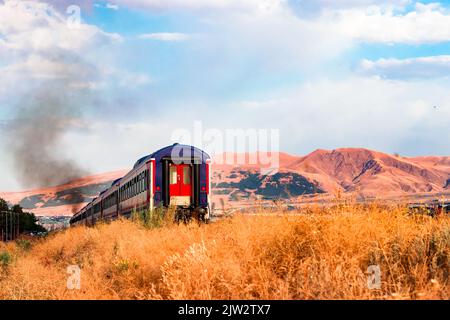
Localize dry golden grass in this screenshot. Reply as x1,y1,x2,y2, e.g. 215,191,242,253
0,203,449,300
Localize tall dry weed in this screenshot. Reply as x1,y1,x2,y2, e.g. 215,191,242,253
0,204,448,300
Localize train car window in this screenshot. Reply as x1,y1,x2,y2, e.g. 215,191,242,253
136,176,139,194
144,171,148,189
135,177,138,195
144,170,147,190
183,166,191,184
137,176,140,193
170,166,177,184
143,172,146,190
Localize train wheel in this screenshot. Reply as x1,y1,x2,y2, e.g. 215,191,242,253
175,208,191,224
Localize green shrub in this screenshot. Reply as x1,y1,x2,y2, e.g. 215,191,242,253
0,252,11,268
131,207,173,229
16,239,32,251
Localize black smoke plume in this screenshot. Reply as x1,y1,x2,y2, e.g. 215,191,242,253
8,83,89,189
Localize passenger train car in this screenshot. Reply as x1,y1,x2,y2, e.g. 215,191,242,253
70,144,211,226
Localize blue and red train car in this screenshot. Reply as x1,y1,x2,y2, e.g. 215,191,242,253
70,144,211,226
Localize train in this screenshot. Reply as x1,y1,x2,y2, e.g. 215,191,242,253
70,144,211,226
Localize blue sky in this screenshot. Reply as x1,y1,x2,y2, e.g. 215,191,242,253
1,0,450,190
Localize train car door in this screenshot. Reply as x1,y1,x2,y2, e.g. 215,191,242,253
169,164,192,206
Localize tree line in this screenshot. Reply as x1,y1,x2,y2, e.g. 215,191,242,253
0,197,46,241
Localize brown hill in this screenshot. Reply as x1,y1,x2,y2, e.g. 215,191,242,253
0,170,128,216
288,148,449,196
1,148,449,216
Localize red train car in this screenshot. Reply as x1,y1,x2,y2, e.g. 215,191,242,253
70,144,211,226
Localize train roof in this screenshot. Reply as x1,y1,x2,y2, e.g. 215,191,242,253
111,178,121,186
132,143,210,169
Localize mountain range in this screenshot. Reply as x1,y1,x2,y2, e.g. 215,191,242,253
1,148,449,216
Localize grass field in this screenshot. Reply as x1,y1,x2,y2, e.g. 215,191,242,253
0,203,449,300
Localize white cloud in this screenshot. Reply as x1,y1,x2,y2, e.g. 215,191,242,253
0,0,123,93
300,0,410,8
94,2,120,10
106,3,119,10
138,32,190,41
0,1,121,52
120,1,450,83
359,55,450,79
187,5,353,73
329,2,450,44
62,120,177,175
114,0,410,13
113,0,284,12
1,54,95,79
288,0,410,16
118,1,450,45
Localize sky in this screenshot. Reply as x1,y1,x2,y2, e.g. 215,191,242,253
0,0,450,190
